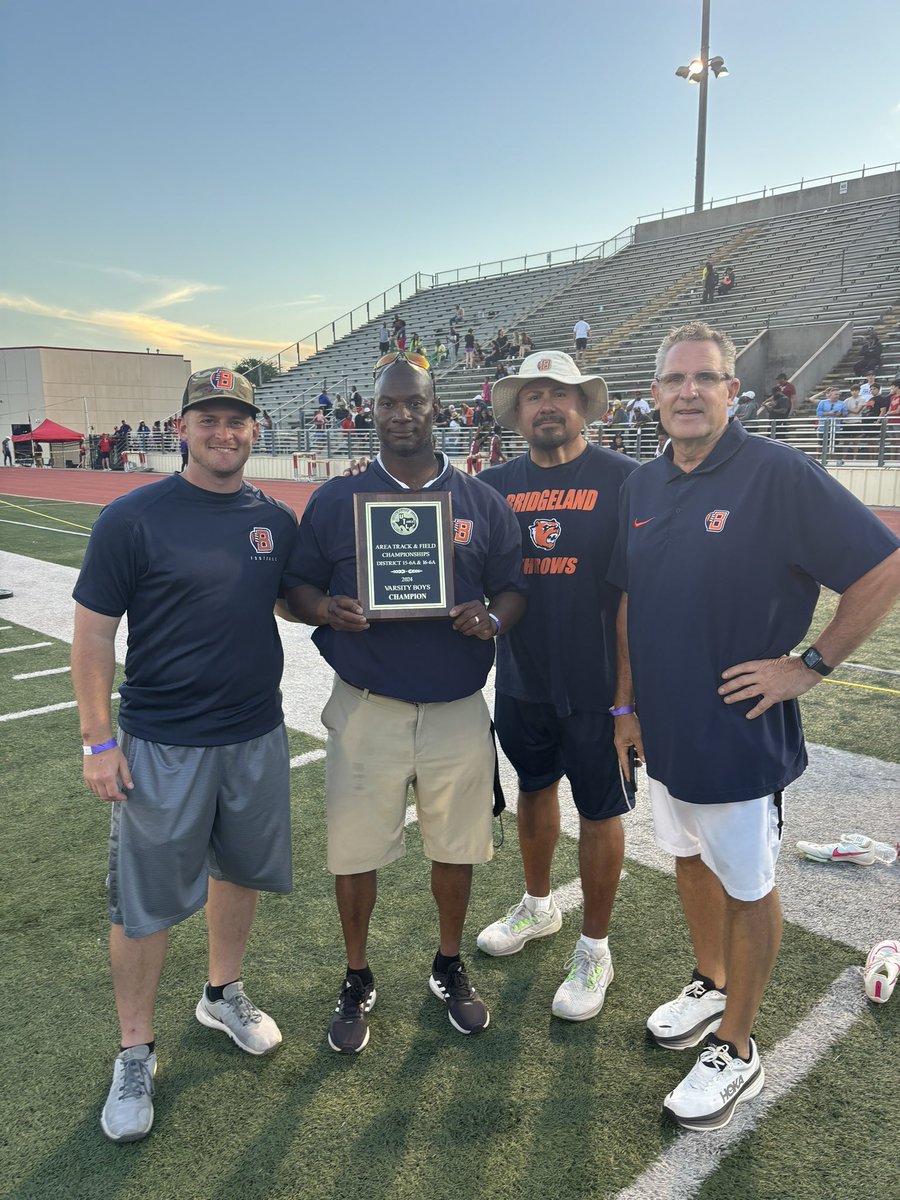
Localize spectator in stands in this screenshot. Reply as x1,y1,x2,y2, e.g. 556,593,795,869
448,409,462,454
718,266,736,296
152,420,162,449
99,433,112,471
609,398,628,427
773,373,796,407
448,329,460,366
610,432,629,455
734,390,759,426
519,332,533,358
701,260,717,304
355,406,374,431
489,424,505,465
813,387,847,443
260,410,274,453
450,304,465,329
859,372,878,401
432,338,447,366
118,420,132,450
347,386,362,411
573,318,591,364
137,421,150,451
379,324,390,355
887,382,900,423
317,388,332,415
464,329,476,369
2,437,12,467
628,391,651,426
865,382,889,418
340,412,355,449
410,333,424,356
179,434,188,471
854,329,883,376
466,434,484,475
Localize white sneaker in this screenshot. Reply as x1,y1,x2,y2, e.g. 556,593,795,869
647,972,726,1049
841,832,898,865
796,836,875,865
100,1045,157,1143
864,939,900,1003
476,894,562,957
551,942,614,1021
195,982,282,1055
663,1036,765,1131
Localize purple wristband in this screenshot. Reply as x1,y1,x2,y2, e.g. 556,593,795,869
82,738,118,757
609,705,636,717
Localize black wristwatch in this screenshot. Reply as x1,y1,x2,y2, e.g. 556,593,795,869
800,645,833,676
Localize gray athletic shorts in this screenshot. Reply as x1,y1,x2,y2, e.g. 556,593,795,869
108,724,292,938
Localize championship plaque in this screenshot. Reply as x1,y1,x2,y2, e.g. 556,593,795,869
354,492,455,620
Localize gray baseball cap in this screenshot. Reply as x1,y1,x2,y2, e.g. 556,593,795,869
181,367,259,416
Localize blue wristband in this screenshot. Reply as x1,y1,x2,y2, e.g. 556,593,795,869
609,705,635,717
82,738,118,756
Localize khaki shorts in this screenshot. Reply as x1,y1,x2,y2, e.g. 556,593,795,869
322,675,496,874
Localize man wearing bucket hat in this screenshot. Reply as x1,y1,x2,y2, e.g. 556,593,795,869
476,350,638,1021
72,366,305,1143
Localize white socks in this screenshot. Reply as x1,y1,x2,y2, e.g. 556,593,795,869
524,891,554,914
578,933,609,955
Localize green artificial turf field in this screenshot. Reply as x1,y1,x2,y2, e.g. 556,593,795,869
1,496,898,1199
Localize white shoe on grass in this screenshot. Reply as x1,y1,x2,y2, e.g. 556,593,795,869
551,942,614,1021
100,1045,157,1143
476,894,562,957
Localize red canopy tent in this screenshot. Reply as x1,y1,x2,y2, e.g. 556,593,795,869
11,419,83,442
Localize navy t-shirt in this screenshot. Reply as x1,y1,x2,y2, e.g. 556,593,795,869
292,455,526,702
73,475,300,746
481,443,637,715
608,420,899,804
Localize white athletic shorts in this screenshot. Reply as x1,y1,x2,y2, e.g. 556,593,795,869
647,776,783,901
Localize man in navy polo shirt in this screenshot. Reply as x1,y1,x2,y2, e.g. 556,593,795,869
285,351,526,1054
609,321,900,1132
475,350,638,1023
72,367,302,1143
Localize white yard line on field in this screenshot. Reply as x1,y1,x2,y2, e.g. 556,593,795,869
14,665,72,680
0,692,119,722
0,641,51,654
290,749,326,770
0,519,89,537
613,967,868,1200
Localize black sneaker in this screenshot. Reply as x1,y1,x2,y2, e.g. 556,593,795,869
327,973,376,1054
429,959,490,1034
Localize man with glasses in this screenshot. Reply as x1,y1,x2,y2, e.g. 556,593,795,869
475,351,637,1022
609,321,900,1132
285,349,526,1053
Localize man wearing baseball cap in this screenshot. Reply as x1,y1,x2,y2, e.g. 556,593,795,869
72,366,304,1143
476,350,638,1022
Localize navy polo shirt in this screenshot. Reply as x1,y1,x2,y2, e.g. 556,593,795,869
292,455,526,702
608,420,899,804
481,443,637,715
73,475,300,746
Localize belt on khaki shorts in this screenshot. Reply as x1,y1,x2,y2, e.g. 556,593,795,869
340,677,414,704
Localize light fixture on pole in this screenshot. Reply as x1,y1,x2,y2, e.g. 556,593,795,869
675,0,729,213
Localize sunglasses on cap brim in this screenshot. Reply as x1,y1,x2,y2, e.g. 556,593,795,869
373,350,432,378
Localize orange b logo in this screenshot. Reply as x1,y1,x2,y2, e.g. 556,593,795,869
537,358,552,371
454,519,473,544
704,510,730,533
210,368,235,392
249,526,274,553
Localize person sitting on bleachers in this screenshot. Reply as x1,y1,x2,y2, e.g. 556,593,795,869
759,386,792,420
518,332,533,358
854,329,883,376
734,390,759,425
410,332,425,356
718,266,736,296
317,387,332,415
859,372,879,400
466,434,484,475
432,338,447,366
449,304,465,329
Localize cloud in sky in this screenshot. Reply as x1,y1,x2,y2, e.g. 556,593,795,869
53,260,222,311
0,293,285,360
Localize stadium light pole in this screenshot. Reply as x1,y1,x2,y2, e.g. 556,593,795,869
676,0,728,214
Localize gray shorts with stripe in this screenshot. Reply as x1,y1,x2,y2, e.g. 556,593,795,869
109,724,292,938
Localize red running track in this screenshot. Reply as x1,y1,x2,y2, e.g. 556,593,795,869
0,466,320,518
0,466,898,534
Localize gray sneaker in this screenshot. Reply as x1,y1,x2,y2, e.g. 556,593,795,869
195,981,282,1055
100,1045,157,1143
476,894,563,957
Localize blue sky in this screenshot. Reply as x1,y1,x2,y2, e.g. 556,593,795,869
2,0,898,369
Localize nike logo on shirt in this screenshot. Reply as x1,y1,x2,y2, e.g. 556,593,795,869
633,518,656,528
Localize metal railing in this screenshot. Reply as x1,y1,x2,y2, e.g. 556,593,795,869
242,227,635,384
636,161,900,224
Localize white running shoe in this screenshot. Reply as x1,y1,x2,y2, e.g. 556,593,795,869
100,1045,157,1143
476,894,562,957
664,1035,765,1131
795,837,875,865
864,940,900,1003
551,942,614,1021
840,832,898,865
195,982,282,1055
647,972,726,1049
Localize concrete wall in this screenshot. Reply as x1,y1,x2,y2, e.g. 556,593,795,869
0,347,192,440
634,171,900,244
734,321,852,404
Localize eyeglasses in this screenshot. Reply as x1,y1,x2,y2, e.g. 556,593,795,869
654,371,732,392
373,350,432,376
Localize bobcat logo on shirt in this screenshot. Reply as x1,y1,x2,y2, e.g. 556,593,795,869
454,518,473,545
249,526,274,553
529,517,562,550
704,510,730,534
